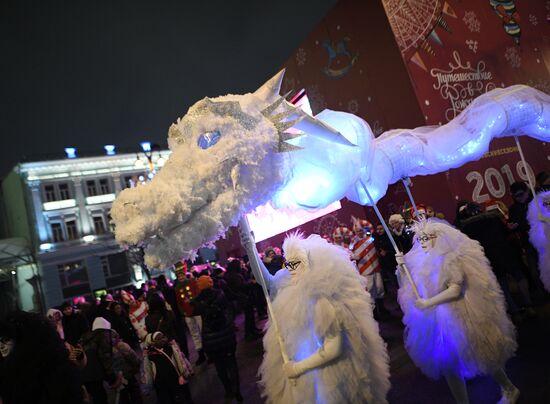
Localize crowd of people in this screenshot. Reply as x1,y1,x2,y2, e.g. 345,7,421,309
0,257,267,404
1,176,549,403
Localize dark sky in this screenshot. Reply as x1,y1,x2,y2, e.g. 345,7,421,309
0,0,337,176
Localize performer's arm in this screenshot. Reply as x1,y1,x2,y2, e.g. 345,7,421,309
394,251,406,288
238,218,274,293
539,212,550,225
283,332,343,379
415,283,462,309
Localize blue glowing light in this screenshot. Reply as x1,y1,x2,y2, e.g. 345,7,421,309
140,141,152,152
64,147,77,159
197,131,222,149
104,145,116,155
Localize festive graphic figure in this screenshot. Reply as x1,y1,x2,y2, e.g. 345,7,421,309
528,190,550,291
489,0,521,44
240,231,390,403
349,217,387,317
173,261,206,364
321,37,358,79
397,220,519,404
111,69,550,275
120,289,148,339
332,225,353,248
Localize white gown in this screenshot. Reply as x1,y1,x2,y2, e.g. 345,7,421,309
528,190,550,292
259,235,390,403
398,223,517,380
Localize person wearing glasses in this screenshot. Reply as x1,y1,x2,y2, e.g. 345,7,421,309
240,230,390,404
396,220,519,404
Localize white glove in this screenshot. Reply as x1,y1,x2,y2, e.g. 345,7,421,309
414,299,431,310
395,252,405,266
282,332,343,379
283,361,301,379
238,225,255,249
414,283,462,310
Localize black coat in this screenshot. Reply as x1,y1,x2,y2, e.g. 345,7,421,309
192,288,236,355
460,212,524,277
62,311,89,346
374,232,397,270
79,328,117,384
145,310,178,341
509,199,533,247
110,313,140,349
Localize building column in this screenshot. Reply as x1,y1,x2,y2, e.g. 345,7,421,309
73,178,92,235
28,181,49,242
111,173,122,194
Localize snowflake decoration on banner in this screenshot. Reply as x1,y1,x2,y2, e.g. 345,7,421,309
527,78,550,94
306,84,327,114
463,11,481,33
296,48,307,66
312,213,341,237
465,39,478,53
529,14,538,26
504,46,521,68
347,99,359,114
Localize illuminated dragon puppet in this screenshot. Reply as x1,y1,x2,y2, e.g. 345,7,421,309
111,70,550,269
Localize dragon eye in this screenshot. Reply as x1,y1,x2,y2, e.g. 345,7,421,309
197,131,221,149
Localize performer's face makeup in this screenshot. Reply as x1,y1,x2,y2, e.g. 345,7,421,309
0,337,14,358
417,233,436,251
284,260,303,277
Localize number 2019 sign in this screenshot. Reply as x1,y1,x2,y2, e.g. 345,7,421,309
466,161,535,203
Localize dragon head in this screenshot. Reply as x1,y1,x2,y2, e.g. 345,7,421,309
111,70,362,268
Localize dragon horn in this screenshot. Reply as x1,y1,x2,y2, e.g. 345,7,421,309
254,69,286,103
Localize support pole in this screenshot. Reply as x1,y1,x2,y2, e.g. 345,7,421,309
238,216,290,364
514,136,541,217
360,182,421,299
402,177,421,219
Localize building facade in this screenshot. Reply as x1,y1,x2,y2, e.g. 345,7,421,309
1,150,170,310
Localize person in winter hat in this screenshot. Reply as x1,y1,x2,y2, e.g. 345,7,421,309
192,275,243,402
350,217,388,319
80,317,123,404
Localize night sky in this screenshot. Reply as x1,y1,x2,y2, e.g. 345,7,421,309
0,0,337,176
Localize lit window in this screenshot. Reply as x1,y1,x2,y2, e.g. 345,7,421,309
57,261,90,298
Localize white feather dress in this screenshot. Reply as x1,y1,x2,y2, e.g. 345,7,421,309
528,190,550,292
398,222,516,380
259,235,390,403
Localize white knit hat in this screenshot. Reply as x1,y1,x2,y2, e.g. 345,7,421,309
388,214,405,225
92,317,111,331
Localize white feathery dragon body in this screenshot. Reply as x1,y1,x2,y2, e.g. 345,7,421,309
111,70,550,268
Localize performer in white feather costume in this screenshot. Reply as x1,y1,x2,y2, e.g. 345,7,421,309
397,220,519,404
527,190,550,292
241,231,390,404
